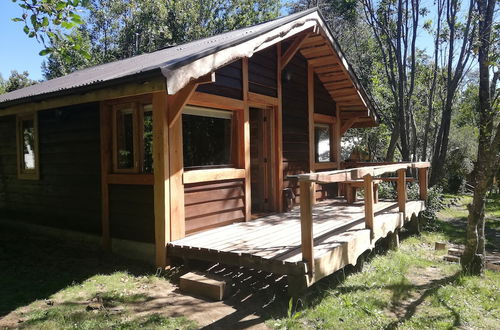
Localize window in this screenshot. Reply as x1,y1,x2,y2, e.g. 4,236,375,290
315,123,331,163
182,106,234,169
17,113,39,180
112,103,153,173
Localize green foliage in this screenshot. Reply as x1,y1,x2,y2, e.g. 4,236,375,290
41,0,281,79
12,0,90,59
2,70,37,93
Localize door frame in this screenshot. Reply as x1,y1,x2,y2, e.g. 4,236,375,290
248,102,278,213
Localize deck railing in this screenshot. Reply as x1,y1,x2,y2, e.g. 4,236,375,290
296,161,430,275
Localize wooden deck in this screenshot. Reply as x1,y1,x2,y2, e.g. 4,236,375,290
168,198,425,290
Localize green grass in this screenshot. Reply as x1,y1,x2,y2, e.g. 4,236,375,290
270,194,500,329
0,227,196,329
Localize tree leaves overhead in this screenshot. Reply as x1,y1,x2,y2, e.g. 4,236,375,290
40,0,280,79
12,0,90,58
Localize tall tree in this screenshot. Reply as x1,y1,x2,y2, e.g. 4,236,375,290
429,0,476,185
361,0,422,161
461,0,499,274
3,70,37,92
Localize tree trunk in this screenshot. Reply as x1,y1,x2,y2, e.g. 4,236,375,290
386,128,399,162
461,0,497,275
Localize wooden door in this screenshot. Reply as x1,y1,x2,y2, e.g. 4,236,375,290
250,107,272,215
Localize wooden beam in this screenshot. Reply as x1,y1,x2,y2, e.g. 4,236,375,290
242,57,252,221
308,63,315,172
152,91,170,268
1,77,166,117
281,32,311,70
169,93,185,241
168,73,215,126
183,168,246,184
276,44,284,212
418,167,428,201
397,169,406,215
188,91,244,111
313,113,336,124
107,174,154,185
248,92,278,106
363,174,374,231
299,180,315,275
99,103,112,251
340,117,359,135
335,105,341,169
307,63,316,204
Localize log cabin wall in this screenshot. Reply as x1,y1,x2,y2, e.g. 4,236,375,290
109,184,155,243
282,52,338,202
249,45,278,97
0,104,101,234
282,52,309,202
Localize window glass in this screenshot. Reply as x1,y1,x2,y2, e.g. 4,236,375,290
182,106,233,168
116,108,135,169
21,119,36,171
143,105,153,173
315,123,331,162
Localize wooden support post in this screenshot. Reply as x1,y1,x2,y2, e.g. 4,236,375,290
397,169,406,215
152,91,170,268
335,105,342,196
276,43,284,212
242,57,252,220
418,167,428,201
388,230,400,250
99,103,111,251
168,102,185,241
363,174,374,231
299,180,315,275
307,63,316,204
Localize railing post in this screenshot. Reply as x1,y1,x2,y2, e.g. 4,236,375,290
418,167,428,201
397,169,407,215
363,174,374,231
299,180,315,275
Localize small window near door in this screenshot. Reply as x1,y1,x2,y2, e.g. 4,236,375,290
17,113,39,180
182,106,233,169
315,123,331,162
112,103,153,173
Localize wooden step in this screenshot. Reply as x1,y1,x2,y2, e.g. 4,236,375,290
448,248,463,257
179,271,231,301
443,255,460,263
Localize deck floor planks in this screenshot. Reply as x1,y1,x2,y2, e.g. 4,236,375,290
168,199,425,279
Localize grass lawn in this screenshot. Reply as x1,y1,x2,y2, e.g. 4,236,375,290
270,194,500,329
1,194,499,329
0,227,197,329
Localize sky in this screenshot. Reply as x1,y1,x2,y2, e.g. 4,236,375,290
0,1,438,83
0,1,46,81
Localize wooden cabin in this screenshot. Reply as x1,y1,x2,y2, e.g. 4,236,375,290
0,9,429,293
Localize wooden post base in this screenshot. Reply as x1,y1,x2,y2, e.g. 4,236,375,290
388,230,400,250
287,274,309,299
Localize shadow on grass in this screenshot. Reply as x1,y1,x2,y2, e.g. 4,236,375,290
0,225,153,317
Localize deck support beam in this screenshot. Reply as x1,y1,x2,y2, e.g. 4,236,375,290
299,180,315,275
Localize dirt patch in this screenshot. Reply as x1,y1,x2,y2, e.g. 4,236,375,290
386,265,449,320
0,263,287,329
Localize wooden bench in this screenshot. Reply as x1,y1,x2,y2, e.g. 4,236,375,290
344,179,382,204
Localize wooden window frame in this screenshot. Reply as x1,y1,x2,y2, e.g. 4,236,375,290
111,101,153,174
181,101,245,184
16,112,40,180
313,115,337,170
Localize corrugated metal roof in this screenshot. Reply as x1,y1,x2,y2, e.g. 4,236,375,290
0,8,317,106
